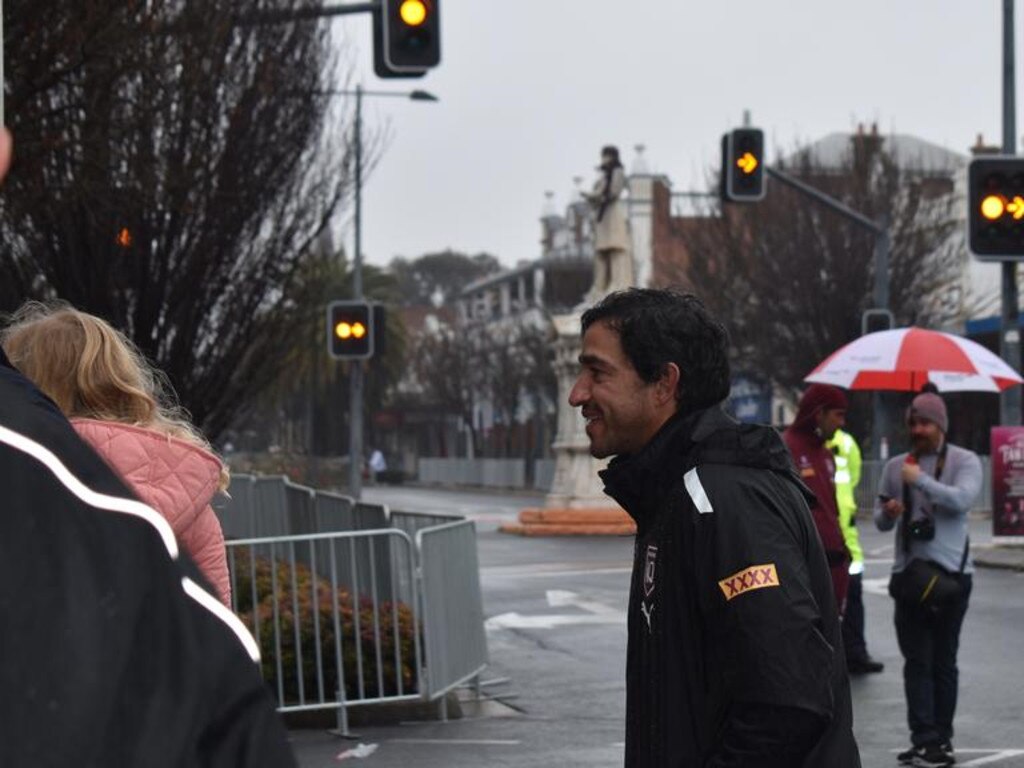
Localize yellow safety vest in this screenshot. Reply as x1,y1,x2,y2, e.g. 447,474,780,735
825,429,864,568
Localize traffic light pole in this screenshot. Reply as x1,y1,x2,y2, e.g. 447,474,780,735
765,165,892,459
349,84,365,499
1001,0,1022,426
320,86,434,499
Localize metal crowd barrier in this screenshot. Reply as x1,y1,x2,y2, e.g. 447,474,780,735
225,529,421,735
417,520,489,711
217,474,488,733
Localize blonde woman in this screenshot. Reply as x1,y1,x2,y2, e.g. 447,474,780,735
2,302,232,606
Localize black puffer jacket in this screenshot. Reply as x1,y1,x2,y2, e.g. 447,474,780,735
601,405,860,768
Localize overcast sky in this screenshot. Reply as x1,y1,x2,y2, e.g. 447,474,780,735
331,1,1010,269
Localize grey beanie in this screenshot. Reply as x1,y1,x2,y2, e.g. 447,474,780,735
907,392,948,433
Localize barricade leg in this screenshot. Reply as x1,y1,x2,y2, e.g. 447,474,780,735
332,688,357,739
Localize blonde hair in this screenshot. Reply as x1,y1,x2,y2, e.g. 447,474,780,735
2,301,229,491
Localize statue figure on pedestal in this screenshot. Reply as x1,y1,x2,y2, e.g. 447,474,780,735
581,145,634,305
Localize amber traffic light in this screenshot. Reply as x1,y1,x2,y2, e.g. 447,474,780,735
722,128,766,203
327,301,374,360
374,0,441,78
969,157,1024,260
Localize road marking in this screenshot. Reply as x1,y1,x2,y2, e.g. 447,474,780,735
482,564,632,580
959,750,1024,766
546,589,621,615
486,612,625,629
889,749,1024,766
862,576,891,597
486,589,625,630
389,739,521,746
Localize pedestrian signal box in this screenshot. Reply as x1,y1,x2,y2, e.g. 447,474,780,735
328,301,374,360
374,0,441,78
722,128,766,203
969,156,1024,260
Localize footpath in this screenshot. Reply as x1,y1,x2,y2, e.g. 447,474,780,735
973,542,1024,571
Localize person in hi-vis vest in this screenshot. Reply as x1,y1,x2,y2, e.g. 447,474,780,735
827,429,884,675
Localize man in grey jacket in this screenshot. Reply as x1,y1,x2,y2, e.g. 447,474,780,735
874,392,982,768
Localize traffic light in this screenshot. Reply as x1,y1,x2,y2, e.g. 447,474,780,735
373,0,441,78
327,301,374,360
721,128,766,203
968,156,1024,260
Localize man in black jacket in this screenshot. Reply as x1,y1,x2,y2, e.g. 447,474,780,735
569,289,860,767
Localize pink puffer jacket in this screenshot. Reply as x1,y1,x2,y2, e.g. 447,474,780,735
72,418,231,607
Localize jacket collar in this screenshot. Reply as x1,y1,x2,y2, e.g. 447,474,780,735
600,404,805,527
599,406,726,523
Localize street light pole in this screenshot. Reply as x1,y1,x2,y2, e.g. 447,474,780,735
348,84,365,498
342,85,437,499
1001,0,1022,426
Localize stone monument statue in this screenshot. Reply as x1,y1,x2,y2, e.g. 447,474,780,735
581,145,634,305
501,146,639,535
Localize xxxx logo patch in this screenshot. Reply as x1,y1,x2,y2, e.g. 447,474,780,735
717,563,780,601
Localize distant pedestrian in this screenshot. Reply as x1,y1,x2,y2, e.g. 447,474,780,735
2,302,232,606
569,288,860,767
875,391,981,767
783,384,851,613
826,428,884,675
368,448,387,484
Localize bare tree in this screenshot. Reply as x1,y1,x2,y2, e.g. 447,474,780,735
483,318,556,457
0,0,377,438
410,324,484,457
665,134,961,392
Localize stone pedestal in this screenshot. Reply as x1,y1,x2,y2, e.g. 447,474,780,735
501,312,635,536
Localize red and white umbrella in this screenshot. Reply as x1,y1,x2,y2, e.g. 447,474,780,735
805,327,1024,393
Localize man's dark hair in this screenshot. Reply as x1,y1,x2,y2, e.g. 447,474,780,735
581,288,731,413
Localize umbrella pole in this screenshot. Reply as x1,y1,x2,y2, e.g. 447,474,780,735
872,394,887,462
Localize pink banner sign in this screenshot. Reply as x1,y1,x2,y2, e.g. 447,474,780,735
991,426,1024,538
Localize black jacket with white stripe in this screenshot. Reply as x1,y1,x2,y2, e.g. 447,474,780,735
600,405,860,768
0,349,295,767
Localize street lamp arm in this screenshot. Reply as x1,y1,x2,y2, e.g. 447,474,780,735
310,89,439,101
235,2,380,26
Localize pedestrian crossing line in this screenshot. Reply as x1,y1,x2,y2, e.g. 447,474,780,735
954,749,1024,767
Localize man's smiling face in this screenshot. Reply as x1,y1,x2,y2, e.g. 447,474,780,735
568,320,672,459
